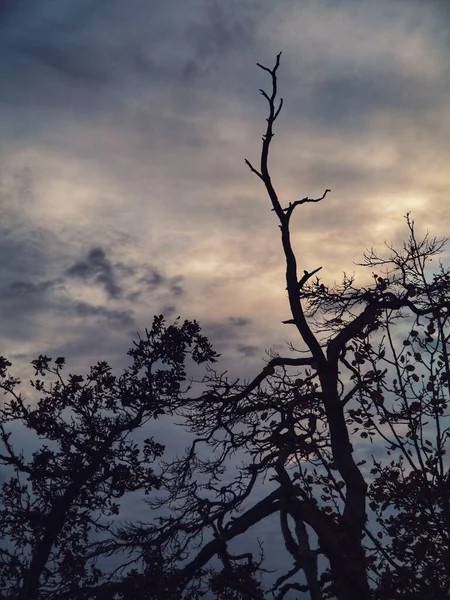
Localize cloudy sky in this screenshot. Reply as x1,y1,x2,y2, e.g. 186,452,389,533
1,0,450,590
1,0,450,378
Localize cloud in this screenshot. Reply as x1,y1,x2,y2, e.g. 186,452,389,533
1,2,449,590
74,301,134,327
20,41,108,84
309,67,436,128
8,278,60,299
169,276,185,297
67,247,122,299
138,269,184,297
0,224,189,367
160,304,177,318
237,344,259,357
181,0,258,80
2,2,448,372
228,317,251,327
139,269,165,289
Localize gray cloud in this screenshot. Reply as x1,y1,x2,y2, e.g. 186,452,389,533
137,270,185,300
0,221,187,362
74,301,134,327
139,269,165,289
200,319,264,369
181,0,258,80
9,278,59,296
67,247,122,299
237,343,259,357
169,276,185,297
160,304,177,318
228,317,251,327
309,67,439,128
20,41,109,84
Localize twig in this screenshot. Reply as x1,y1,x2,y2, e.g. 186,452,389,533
282,189,331,218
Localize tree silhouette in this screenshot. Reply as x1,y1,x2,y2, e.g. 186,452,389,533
0,316,218,599
102,55,450,600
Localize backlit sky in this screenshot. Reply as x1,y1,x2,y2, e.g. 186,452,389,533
1,0,450,588
1,0,450,376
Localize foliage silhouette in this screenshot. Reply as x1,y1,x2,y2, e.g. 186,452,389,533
0,316,217,599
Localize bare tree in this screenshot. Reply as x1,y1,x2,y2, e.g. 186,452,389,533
101,55,450,600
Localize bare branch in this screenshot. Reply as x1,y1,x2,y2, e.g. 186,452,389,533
179,488,282,590
283,189,331,218
244,158,263,180
298,267,323,289
256,51,282,74
274,98,284,120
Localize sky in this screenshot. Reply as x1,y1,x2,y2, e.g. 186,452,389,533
1,0,450,590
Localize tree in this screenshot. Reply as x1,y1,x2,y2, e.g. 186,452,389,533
2,55,450,600
0,316,218,600
98,55,450,600
359,229,450,599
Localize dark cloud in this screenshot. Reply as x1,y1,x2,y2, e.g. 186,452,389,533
305,67,443,128
45,0,110,35
0,3,121,112
137,270,185,298
237,344,259,357
0,289,135,350
0,0,263,124
0,221,53,284
139,269,165,290
19,41,108,83
160,304,177,318
0,0,112,46
228,317,251,327
9,279,58,296
74,301,134,327
0,223,63,344
201,319,260,363
202,321,240,351
67,247,122,299
182,0,256,80
169,276,185,297
0,226,186,355
299,158,375,192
